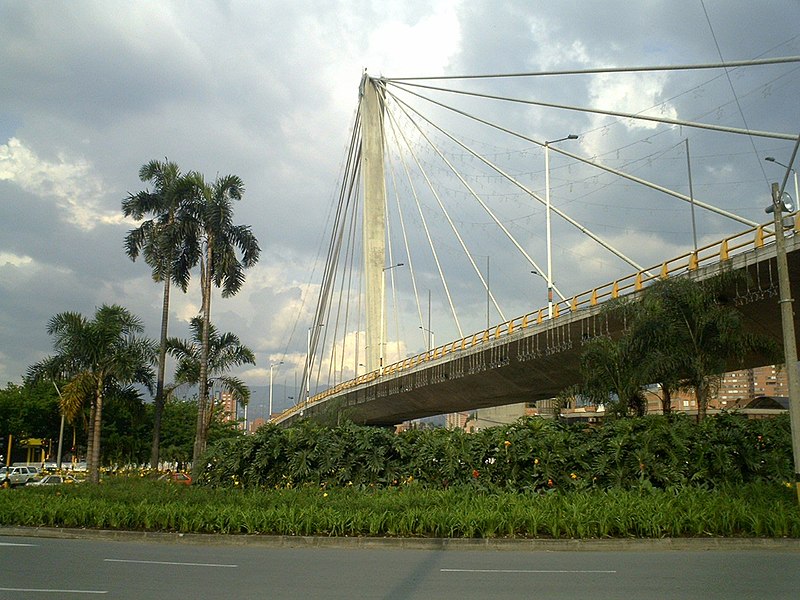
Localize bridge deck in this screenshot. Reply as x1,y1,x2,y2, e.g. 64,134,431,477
277,223,800,427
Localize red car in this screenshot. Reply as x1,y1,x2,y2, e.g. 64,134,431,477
157,472,192,485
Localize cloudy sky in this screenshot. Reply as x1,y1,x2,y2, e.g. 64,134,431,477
1,1,798,415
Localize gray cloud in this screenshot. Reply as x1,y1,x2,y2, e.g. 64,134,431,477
1,0,798,406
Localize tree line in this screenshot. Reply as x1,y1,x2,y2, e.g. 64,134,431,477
0,381,241,467
19,159,260,483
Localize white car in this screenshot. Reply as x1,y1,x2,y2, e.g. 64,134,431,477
26,474,77,486
1,466,38,487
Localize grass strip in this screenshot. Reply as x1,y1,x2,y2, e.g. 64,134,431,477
1,479,798,538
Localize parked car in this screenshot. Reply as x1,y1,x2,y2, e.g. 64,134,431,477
26,474,77,486
1,466,38,487
70,462,88,472
13,463,40,476
157,472,192,485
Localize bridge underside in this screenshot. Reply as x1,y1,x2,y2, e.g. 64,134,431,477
284,237,800,427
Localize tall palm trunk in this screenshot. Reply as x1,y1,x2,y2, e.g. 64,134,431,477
192,250,213,467
89,379,104,484
695,379,710,422
661,383,672,414
85,400,96,476
150,275,170,468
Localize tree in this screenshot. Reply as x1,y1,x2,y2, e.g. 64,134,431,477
167,316,256,458
100,386,151,467
0,381,61,443
176,173,260,464
122,159,194,469
156,395,244,467
26,305,156,483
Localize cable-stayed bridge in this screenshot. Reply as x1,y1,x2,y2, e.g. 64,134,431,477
275,61,800,427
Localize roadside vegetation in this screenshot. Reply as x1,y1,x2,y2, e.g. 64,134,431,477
579,273,779,419
2,159,260,484
2,414,797,539
0,382,243,469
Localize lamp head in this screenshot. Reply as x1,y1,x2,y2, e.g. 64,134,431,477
766,190,795,214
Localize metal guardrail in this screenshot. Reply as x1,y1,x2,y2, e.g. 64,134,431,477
276,216,798,422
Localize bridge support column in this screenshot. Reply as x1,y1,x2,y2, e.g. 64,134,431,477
360,73,386,372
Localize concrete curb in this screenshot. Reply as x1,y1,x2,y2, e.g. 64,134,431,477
2,526,799,552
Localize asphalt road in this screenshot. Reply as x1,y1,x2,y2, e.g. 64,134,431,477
1,533,799,599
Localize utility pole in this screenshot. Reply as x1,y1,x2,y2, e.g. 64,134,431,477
768,182,800,504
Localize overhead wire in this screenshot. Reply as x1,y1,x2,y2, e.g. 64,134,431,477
303,109,363,401
386,130,427,349
384,86,650,277
383,84,507,320
383,96,464,337
383,166,404,364
385,81,760,228
386,56,800,81
700,0,773,186
389,79,798,141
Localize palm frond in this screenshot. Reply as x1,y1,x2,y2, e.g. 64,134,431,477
61,371,96,422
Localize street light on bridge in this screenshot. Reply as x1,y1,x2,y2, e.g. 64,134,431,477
419,326,435,353
531,269,547,312
545,134,579,319
268,361,283,422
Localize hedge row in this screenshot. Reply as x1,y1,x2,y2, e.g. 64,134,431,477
198,413,793,491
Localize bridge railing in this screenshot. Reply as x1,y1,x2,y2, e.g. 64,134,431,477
276,216,796,422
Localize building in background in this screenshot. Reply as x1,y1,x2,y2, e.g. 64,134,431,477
249,417,266,434
447,364,789,431
219,391,237,423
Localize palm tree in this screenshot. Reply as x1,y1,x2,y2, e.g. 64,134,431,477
580,334,648,417
177,173,260,463
635,275,779,420
167,317,256,439
122,159,194,469
605,296,683,415
26,305,155,483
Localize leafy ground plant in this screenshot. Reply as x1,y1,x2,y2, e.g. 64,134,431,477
1,478,798,538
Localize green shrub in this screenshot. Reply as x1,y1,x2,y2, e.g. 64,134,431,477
195,413,793,492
